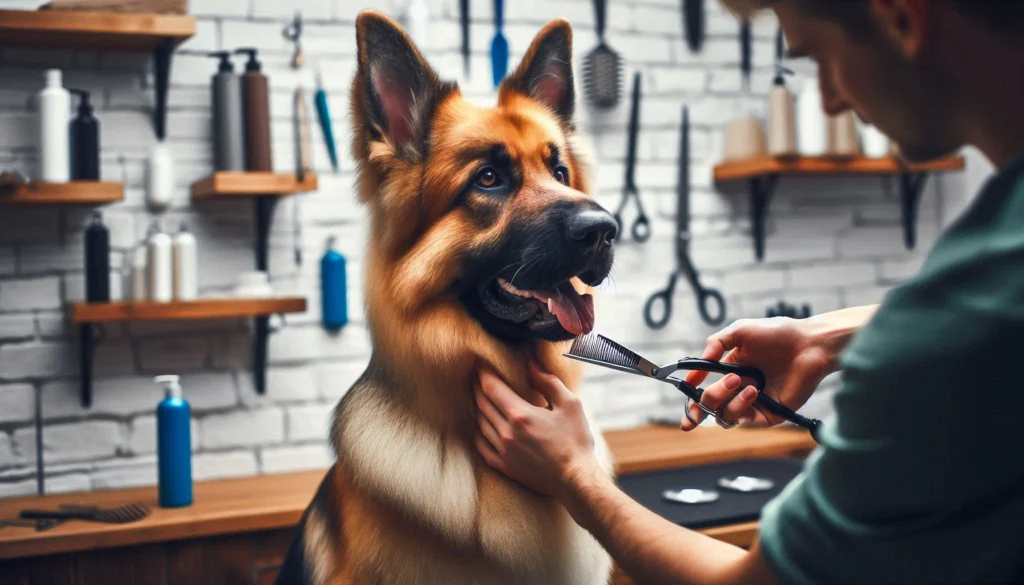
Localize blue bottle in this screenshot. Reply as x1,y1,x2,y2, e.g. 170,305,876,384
154,375,192,508
321,237,348,330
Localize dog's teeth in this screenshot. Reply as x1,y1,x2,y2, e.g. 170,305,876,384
547,298,553,313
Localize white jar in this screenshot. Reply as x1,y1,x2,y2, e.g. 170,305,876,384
147,223,173,303
129,244,148,302
862,124,891,158
147,141,174,210
797,79,827,156
172,224,197,301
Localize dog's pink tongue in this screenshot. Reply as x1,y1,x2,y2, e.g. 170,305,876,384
545,285,595,337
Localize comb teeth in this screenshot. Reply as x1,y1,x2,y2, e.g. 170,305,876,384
568,333,641,370
96,503,150,524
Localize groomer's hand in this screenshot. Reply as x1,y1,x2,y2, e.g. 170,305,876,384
681,308,874,430
474,363,599,500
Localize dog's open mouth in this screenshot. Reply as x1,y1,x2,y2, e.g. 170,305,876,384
479,277,595,337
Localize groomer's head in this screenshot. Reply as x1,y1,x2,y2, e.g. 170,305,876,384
721,0,1024,162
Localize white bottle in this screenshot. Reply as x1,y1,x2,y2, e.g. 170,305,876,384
38,69,71,183
147,141,174,210
130,243,149,302
172,224,198,301
147,222,173,303
767,72,797,157
862,124,891,158
797,79,827,156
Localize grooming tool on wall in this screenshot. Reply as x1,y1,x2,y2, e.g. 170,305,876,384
283,12,304,69
683,0,705,53
739,19,752,89
582,0,622,110
662,488,719,504
321,236,349,330
766,301,811,319
490,0,509,88
460,0,470,77
315,67,339,174
718,476,774,493
565,333,824,442
645,106,725,328
21,502,150,524
612,72,650,242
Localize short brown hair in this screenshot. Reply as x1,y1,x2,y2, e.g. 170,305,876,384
719,0,1024,34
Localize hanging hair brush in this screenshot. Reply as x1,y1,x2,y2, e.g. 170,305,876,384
582,0,623,109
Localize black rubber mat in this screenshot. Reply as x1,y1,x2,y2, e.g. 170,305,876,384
616,458,804,529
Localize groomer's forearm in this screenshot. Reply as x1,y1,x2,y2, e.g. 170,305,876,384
561,465,774,585
806,304,879,370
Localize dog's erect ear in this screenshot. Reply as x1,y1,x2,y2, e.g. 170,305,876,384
501,19,575,124
353,11,455,159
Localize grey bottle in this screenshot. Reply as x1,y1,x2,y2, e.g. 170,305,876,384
207,51,246,171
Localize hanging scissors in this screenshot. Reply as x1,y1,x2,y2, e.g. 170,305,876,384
613,72,651,243
645,106,725,328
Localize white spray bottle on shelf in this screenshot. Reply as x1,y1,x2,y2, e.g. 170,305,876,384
37,69,71,183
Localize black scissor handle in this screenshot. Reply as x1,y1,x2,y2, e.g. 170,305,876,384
632,214,651,242
696,286,726,326
644,274,677,329
674,358,767,391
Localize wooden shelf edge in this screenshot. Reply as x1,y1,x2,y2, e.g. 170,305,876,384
0,9,195,49
190,172,318,200
714,155,966,183
71,297,308,324
0,181,124,205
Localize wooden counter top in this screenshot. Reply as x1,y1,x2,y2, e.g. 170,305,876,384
0,425,815,561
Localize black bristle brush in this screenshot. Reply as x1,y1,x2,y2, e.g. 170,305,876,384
582,0,623,109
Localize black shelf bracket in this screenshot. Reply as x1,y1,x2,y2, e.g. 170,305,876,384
749,174,779,261
900,172,929,250
253,195,279,395
152,38,175,140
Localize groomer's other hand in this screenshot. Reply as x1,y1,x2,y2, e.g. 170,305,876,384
474,363,599,500
682,315,845,430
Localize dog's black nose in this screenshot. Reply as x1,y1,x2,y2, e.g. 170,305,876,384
568,209,618,251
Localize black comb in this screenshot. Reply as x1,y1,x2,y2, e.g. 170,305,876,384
566,333,656,377
21,502,150,524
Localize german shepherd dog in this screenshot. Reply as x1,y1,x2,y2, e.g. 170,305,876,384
276,11,618,585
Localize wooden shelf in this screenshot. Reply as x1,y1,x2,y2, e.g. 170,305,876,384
0,9,195,52
0,181,124,205
191,172,319,200
714,155,965,183
71,298,307,324
0,425,813,561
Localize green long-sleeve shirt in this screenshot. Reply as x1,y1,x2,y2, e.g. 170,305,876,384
760,154,1024,584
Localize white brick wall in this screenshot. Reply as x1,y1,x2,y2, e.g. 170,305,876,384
0,0,985,496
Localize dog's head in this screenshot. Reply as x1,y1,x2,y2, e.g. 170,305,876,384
351,12,616,344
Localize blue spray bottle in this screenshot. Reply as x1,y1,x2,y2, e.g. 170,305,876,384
154,375,193,508
321,237,348,330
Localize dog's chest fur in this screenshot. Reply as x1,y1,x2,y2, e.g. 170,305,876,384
332,373,613,585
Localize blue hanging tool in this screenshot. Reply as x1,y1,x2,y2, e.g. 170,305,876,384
490,0,509,88
314,68,339,173
321,237,348,330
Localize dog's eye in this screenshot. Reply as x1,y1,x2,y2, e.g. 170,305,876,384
554,166,570,186
475,167,501,189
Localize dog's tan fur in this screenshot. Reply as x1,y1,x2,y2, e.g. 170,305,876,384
283,12,614,585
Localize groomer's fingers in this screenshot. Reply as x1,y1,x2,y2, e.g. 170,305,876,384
477,414,504,456
528,362,575,408
475,381,508,428
478,366,529,420
699,373,743,414
685,324,743,387
475,434,506,472
680,399,706,431
718,385,758,425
